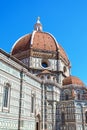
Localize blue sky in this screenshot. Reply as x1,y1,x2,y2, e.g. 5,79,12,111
0,0,87,85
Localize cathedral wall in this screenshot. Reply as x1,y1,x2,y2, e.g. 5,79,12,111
0,62,20,130
75,102,87,130
0,51,42,130
20,74,41,130
58,59,69,77
29,56,57,71
29,57,70,78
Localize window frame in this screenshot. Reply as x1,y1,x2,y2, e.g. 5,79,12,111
85,111,87,123
3,83,11,112
61,112,65,124
65,94,69,100
31,94,35,113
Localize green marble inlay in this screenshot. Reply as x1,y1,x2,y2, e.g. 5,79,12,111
0,61,20,78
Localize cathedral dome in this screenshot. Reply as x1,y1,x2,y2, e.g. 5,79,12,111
12,34,32,55
11,18,69,64
12,32,57,55
63,76,84,86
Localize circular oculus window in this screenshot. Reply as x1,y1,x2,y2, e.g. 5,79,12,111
42,62,48,68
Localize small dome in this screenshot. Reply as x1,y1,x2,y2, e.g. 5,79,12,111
63,76,84,86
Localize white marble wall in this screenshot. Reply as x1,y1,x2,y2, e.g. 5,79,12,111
0,52,42,130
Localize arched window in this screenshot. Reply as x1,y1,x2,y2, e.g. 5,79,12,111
63,89,70,100
61,112,65,124
85,111,87,123
31,94,35,113
78,93,80,100
3,83,10,108
65,94,69,100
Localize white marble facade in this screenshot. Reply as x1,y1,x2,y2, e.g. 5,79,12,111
0,50,42,130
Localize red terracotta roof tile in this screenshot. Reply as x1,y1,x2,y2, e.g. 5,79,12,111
63,76,84,86
11,31,69,63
